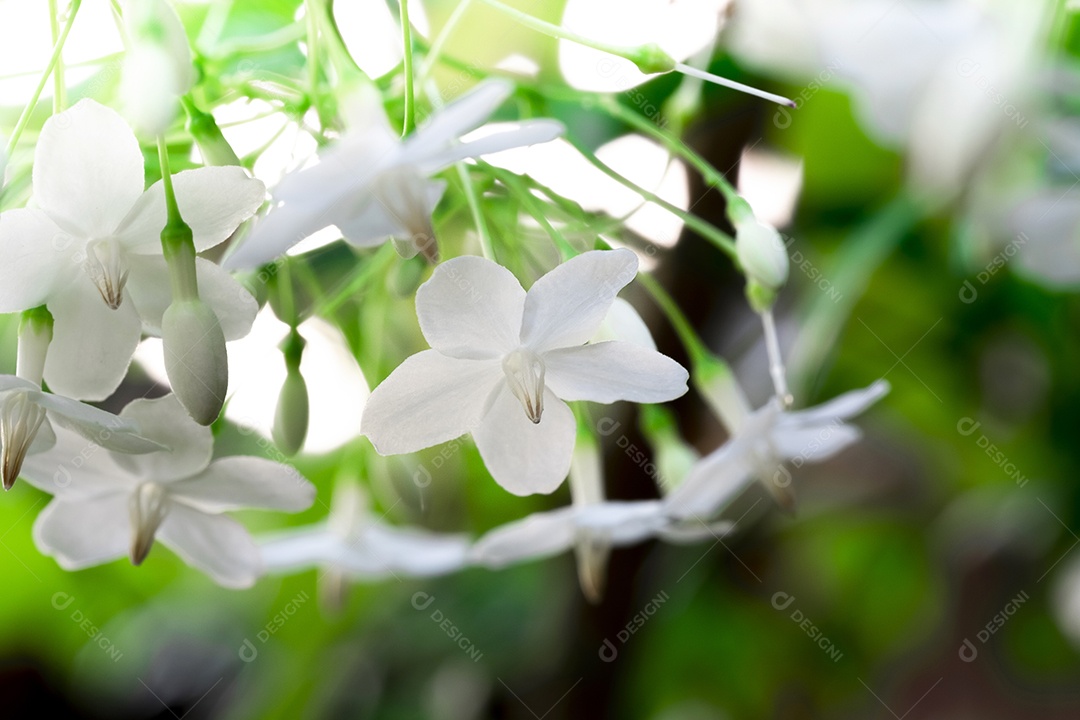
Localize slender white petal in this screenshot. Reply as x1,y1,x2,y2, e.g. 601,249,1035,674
32,391,163,454
33,100,145,238
118,167,267,254
474,386,575,496
544,341,688,403
357,525,471,577
420,120,566,171
471,506,579,568
32,494,130,569
362,350,503,455
111,396,213,482
520,249,639,352
158,504,262,588
260,527,341,572
771,424,862,463
784,380,890,425
664,439,757,520
43,277,142,401
416,256,526,359
0,209,72,313
402,79,515,162
169,456,314,513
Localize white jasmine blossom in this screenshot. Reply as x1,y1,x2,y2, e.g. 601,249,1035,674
20,395,315,588
225,80,565,269
666,380,889,518
120,0,195,136
361,249,689,495
0,100,264,400
260,482,469,609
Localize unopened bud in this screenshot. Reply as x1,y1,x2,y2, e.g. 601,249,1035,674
162,299,228,425
631,43,677,74
273,369,309,456
121,0,195,136
735,216,789,297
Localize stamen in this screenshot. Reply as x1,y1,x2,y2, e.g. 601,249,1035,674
674,62,796,108
129,482,169,564
502,348,546,424
83,239,129,310
0,392,47,491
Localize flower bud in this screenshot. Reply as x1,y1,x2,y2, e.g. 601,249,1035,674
162,299,228,425
273,368,309,456
735,216,789,296
631,43,677,74
120,0,195,137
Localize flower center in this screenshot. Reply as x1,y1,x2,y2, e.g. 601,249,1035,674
83,238,130,310
502,348,546,424
372,166,439,262
129,482,169,565
0,391,47,491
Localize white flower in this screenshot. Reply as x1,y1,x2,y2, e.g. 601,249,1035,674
666,380,889,518
225,79,564,268
470,500,732,569
0,100,264,400
120,0,195,136
361,249,690,495
259,482,469,584
20,395,315,588
1006,187,1080,288
0,376,161,490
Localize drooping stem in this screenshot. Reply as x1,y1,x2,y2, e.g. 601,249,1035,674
48,0,66,113
157,137,199,302
477,0,639,61
760,308,792,407
400,0,416,136
673,62,794,108
6,0,81,157
456,163,495,260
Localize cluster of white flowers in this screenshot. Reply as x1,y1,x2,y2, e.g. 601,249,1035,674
0,0,890,598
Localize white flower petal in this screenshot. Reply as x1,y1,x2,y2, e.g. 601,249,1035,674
471,506,579,568
575,500,669,543
33,100,145,238
403,79,514,161
169,456,314,513
664,440,757,520
520,249,639,352
592,297,657,349
334,179,447,248
43,278,142,401
362,350,503,455
772,425,862,463
259,526,340,573
424,120,565,171
474,386,575,496
353,525,471,577
544,341,688,403
0,209,72,313
20,425,134,499
33,495,130,569
33,391,163,454
158,504,262,588
117,166,266,254
416,256,526,359
111,396,213,482
784,380,889,426
223,199,324,269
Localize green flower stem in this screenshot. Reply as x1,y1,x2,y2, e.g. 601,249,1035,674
599,97,742,208
476,0,672,73
315,244,397,318
456,163,495,261
567,136,737,260
634,271,709,367
481,162,577,260
157,137,199,302
48,0,66,113
418,0,475,84
5,0,81,157
182,96,241,166
400,0,416,136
